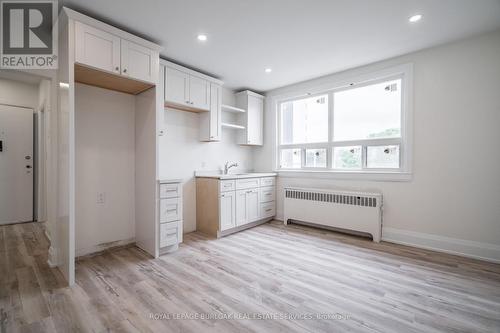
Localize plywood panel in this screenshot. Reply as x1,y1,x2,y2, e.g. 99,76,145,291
74,64,153,95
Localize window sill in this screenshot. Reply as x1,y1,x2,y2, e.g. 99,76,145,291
276,169,412,182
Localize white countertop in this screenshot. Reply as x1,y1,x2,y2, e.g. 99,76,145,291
158,178,182,184
195,172,277,180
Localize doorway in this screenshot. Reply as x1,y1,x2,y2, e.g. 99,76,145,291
0,104,34,224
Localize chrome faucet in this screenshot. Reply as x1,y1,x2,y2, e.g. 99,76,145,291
224,161,238,175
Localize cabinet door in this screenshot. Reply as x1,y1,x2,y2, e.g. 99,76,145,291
220,191,236,231
235,190,247,226
198,83,221,141
75,21,120,74
165,67,189,106
246,189,260,222
246,95,264,145
189,76,210,111
209,83,221,140
121,39,158,83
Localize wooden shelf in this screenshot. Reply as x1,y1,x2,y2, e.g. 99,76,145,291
221,122,245,130
164,101,208,113
221,104,245,113
74,64,154,95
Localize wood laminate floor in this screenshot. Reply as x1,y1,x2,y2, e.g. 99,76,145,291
1,221,500,333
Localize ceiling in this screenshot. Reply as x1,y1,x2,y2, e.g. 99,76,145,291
62,0,500,92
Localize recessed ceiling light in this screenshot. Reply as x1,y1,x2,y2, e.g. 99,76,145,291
265,68,272,73
197,34,207,41
409,14,422,23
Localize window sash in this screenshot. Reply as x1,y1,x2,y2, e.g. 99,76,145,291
277,73,406,172
279,140,402,171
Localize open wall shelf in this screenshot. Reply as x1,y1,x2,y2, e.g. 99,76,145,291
221,104,245,113
221,122,245,130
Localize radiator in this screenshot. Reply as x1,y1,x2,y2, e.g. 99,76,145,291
284,187,383,242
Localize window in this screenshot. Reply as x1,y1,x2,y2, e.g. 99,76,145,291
277,66,411,176
280,94,328,144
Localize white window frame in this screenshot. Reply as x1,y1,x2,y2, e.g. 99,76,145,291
274,64,413,181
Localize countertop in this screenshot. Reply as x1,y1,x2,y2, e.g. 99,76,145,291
158,178,182,184
195,172,277,180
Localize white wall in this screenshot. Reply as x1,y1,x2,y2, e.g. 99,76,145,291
0,77,39,108
158,88,255,233
75,84,136,256
256,29,500,262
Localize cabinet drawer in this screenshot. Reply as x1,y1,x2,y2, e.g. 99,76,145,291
160,222,178,247
260,177,275,187
260,186,275,203
160,198,182,222
260,202,276,219
219,180,235,192
236,178,260,190
159,183,181,198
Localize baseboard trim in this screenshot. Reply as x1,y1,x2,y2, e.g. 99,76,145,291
276,213,500,263
218,217,273,238
75,238,136,258
47,245,58,268
44,230,51,242
382,227,500,264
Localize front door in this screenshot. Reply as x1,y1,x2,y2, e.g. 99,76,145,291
0,104,34,224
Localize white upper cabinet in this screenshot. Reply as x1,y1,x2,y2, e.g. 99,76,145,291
121,40,158,83
199,83,221,142
237,91,264,146
189,76,210,111
161,60,224,141
164,66,210,111
75,21,159,84
165,67,189,106
75,21,120,75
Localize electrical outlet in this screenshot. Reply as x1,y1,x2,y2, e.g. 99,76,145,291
97,192,105,204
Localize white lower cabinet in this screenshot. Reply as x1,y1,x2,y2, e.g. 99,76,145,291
159,180,183,253
235,189,260,226
220,191,236,231
160,222,178,247
235,190,247,226
196,175,276,238
247,189,260,222
260,202,276,219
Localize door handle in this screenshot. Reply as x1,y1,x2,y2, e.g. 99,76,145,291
26,165,32,169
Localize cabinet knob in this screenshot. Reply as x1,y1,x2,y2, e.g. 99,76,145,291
123,68,127,73
115,66,119,71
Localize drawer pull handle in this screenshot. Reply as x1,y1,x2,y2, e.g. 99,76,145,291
265,208,272,212
165,189,177,192
167,209,177,213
